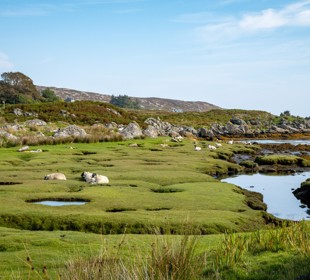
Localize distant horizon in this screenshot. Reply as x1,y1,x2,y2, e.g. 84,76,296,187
1,0,309,117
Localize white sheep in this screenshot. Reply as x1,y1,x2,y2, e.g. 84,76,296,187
215,143,222,147
81,171,109,185
208,145,217,150
81,171,94,183
194,142,202,151
92,174,109,185
228,140,234,145
44,173,67,180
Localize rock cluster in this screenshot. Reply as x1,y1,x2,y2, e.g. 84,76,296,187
117,117,310,140
1,114,310,143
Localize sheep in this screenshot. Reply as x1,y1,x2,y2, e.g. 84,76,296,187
208,145,217,150
44,173,67,180
81,171,95,183
92,174,109,185
81,171,109,185
228,140,234,145
194,142,202,151
215,143,222,147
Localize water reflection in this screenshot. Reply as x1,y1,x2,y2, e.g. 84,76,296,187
240,139,310,145
222,172,310,221
32,200,87,206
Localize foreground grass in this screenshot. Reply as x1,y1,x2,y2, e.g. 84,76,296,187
0,221,309,279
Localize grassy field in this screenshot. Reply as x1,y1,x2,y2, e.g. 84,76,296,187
0,137,309,279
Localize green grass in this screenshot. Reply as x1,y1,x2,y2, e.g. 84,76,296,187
1,137,308,278
0,222,309,279
0,138,268,235
255,154,310,167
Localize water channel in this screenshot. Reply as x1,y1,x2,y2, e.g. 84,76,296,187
222,172,310,221
239,139,310,145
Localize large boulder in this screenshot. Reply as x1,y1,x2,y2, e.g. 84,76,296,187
54,125,87,138
120,122,143,139
143,126,159,138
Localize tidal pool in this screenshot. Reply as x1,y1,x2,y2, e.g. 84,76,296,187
32,200,87,206
222,172,310,221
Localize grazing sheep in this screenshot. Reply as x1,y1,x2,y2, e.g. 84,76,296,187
44,173,67,180
208,145,217,150
228,140,234,145
194,142,202,151
81,171,109,185
215,143,222,147
171,136,183,142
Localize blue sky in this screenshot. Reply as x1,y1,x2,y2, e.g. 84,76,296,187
1,0,310,117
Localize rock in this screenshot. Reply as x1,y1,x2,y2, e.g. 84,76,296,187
25,119,47,126
18,146,29,152
54,125,87,138
143,126,159,138
293,179,310,207
198,127,215,139
13,108,23,116
120,122,143,139
230,118,246,125
0,131,18,141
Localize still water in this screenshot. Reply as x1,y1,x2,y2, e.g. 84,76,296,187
33,200,87,206
240,139,310,145
222,172,310,221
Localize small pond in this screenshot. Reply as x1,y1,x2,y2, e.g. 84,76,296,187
32,200,87,206
239,139,310,145
221,172,310,221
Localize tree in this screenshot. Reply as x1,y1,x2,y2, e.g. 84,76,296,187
110,94,140,109
41,88,60,102
280,110,291,117
0,72,42,104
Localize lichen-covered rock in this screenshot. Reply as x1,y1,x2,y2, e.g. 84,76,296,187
25,119,47,126
143,126,159,138
0,131,18,141
53,125,87,138
120,122,143,139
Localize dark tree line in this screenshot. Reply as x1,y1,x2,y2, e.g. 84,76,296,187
0,72,59,104
110,94,140,109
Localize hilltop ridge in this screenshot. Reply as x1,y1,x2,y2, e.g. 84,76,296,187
36,86,220,112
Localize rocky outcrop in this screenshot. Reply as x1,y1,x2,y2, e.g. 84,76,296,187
1,114,310,143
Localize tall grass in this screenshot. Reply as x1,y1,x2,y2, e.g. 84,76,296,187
9,222,310,279
59,233,203,280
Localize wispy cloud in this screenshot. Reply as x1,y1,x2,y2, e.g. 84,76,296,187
194,0,310,43
240,0,310,30
0,52,14,69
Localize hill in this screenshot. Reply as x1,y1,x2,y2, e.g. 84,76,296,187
36,86,220,112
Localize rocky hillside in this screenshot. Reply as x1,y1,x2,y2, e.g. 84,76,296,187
36,86,220,112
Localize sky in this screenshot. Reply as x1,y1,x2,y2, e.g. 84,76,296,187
1,0,310,117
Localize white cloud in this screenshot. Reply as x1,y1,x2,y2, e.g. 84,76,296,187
0,53,14,69
239,0,310,30
194,0,310,43
239,9,288,30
